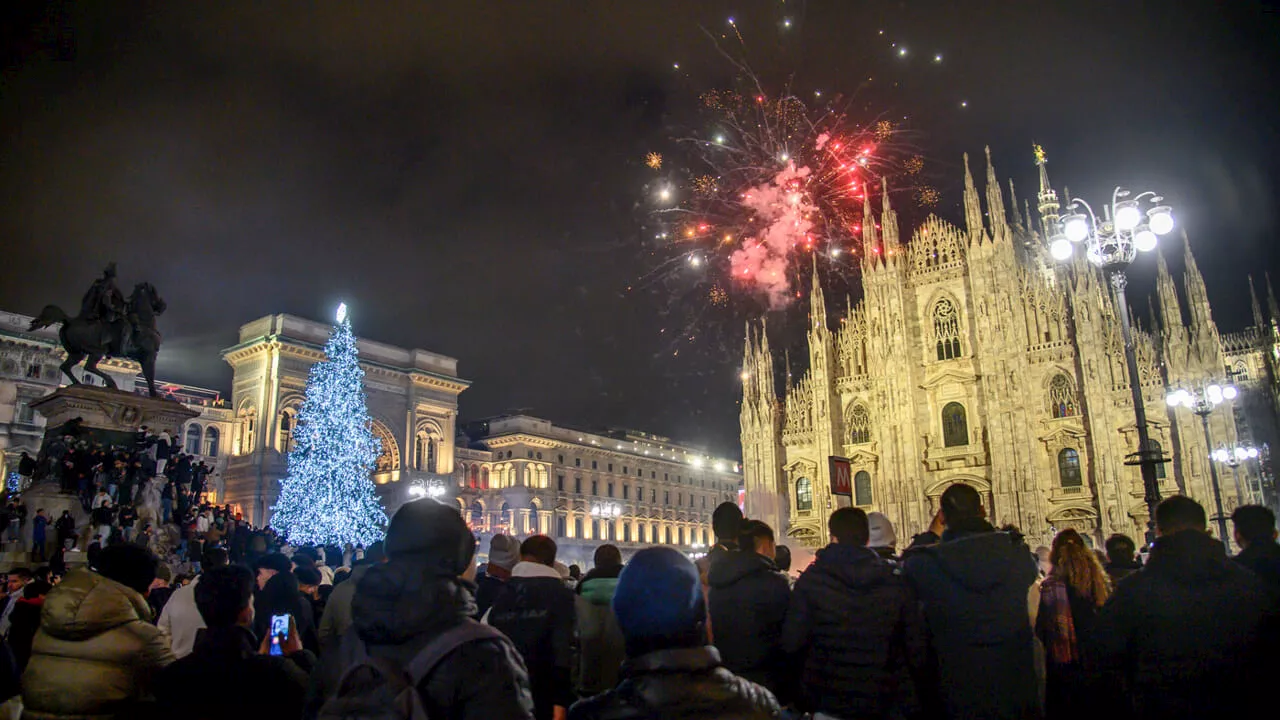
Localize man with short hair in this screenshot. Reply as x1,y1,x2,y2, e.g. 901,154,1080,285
784,508,926,719
1232,504,1280,592
488,535,576,720
154,564,315,717
475,533,519,619
708,519,791,696
902,484,1040,719
1104,533,1143,585
0,568,32,637
575,544,626,696
30,509,48,563
568,547,782,720
1092,495,1278,718
254,551,292,590
159,547,230,658
708,502,744,570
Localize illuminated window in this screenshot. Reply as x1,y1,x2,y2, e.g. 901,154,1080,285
933,298,962,360
1049,374,1077,418
1058,448,1082,488
942,402,968,447
795,477,813,511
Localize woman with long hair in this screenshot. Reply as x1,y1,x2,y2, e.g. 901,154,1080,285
1036,528,1111,719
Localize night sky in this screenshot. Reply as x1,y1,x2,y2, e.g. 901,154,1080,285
2,2,1277,456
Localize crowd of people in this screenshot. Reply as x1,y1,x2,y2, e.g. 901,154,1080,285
0,481,1276,719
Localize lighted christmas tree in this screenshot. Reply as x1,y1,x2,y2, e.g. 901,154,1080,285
270,303,388,546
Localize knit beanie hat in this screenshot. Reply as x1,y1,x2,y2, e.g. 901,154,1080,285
384,498,476,576
867,512,897,548
487,534,519,570
612,547,704,644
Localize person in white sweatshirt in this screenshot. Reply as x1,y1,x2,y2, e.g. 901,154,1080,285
158,547,227,657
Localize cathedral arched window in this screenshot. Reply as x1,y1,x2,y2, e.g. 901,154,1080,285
795,477,814,512
848,405,871,445
942,402,969,447
469,501,484,527
185,424,202,455
854,471,873,506
277,409,296,454
1058,448,1082,488
1149,439,1167,480
1049,374,1077,419
933,298,962,361
204,427,220,457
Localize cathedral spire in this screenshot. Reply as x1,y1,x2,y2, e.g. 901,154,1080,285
1155,248,1185,344
984,146,1009,242
1251,276,1266,332
810,255,827,330
1023,199,1036,238
962,152,984,241
1182,231,1214,332
861,186,880,268
880,178,900,257
1008,178,1024,233
1034,144,1060,231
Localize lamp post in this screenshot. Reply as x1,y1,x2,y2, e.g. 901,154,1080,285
408,478,447,500
1050,189,1175,544
1166,383,1238,550
591,502,621,541
1211,444,1260,507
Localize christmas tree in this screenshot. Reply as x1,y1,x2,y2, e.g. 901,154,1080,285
270,303,388,546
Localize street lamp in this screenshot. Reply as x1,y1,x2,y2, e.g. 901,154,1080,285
1166,383,1238,550
1051,188,1175,543
409,478,447,500
590,502,622,518
1211,444,1260,506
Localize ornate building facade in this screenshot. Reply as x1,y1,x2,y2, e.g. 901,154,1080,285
741,149,1280,549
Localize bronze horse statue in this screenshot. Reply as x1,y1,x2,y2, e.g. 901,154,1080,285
28,282,167,397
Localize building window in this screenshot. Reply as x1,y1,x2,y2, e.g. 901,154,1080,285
795,477,813,512
557,475,565,491
848,404,870,444
427,441,437,473
557,515,567,537
592,460,598,470
678,493,683,506
277,410,296,454
14,398,34,425
854,471,873,506
664,491,670,505
1049,374,1077,418
623,524,631,542
558,454,564,464
591,480,598,495
664,473,669,481
942,402,969,447
575,517,583,538
608,463,613,472
623,466,628,474
607,483,614,497
537,452,543,460
651,471,656,479
666,527,673,544
576,458,581,467
651,489,656,502
701,495,706,508
636,485,642,502
623,485,630,500
527,450,534,459
1150,439,1167,480
186,424,202,455
933,298,962,361
575,477,582,494
26,364,40,379
637,468,643,477
204,427,220,457
1058,448,1082,488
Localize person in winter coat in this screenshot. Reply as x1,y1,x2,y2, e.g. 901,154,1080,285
1103,533,1143,586
782,507,926,719
488,535,576,720
475,533,518,620
1090,496,1280,719
1036,529,1110,720
575,544,626,696
866,512,899,564
20,544,174,718
1232,504,1280,592
706,503,743,573
159,547,229,658
568,546,783,720
305,498,534,720
707,520,791,697
155,564,315,719
902,484,1040,720
253,564,319,655
7,580,51,673
316,541,385,653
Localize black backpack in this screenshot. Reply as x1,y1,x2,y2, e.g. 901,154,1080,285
318,620,507,720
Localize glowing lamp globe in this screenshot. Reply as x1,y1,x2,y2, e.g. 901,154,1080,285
1213,449,1229,463
1222,384,1238,400
1063,215,1090,243
1166,390,1185,408
1134,229,1158,252
1114,201,1142,231
1050,236,1073,261
1148,206,1174,235
1248,447,1260,459
1207,384,1224,404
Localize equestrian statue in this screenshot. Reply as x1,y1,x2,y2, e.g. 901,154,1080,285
28,262,167,397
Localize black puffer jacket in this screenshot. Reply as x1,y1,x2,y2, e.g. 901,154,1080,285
487,563,576,720
305,562,535,720
1090,530,1280,719
567,646,785,720
902,526,1040,720
782,543,926,719
1235,539,1280,594
707,551,790,694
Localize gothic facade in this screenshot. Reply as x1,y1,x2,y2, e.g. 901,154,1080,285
741,149,1280,549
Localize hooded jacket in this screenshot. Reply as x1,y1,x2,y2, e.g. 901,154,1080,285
902,526,1040,720
155,624,314,718
567,646,784,720
575,565,625,695
1090,530,1280,719
1234,539,1280,594
488,561,576,720
782,543,925,719
306,561,534,720
317,562,370,653
20,569,175,719
706,552,790,695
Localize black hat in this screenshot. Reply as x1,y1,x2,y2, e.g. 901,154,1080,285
384,498,476,576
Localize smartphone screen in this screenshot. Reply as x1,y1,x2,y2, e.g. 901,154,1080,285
269,613,290,656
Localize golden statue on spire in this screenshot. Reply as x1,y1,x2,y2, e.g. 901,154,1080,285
1033,143,1047,165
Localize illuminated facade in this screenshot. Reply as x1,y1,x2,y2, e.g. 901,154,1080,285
741,149,1280,548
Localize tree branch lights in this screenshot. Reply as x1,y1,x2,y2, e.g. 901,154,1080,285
270,304,388,546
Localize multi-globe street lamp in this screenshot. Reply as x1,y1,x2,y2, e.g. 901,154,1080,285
1166,383,1239,550
1212,444,1260,507
1049,188,1175,543
408,478,446,500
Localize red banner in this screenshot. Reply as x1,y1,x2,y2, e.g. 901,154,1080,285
829,456,852,496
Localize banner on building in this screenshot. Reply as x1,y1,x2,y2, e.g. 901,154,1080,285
829,456,852,497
